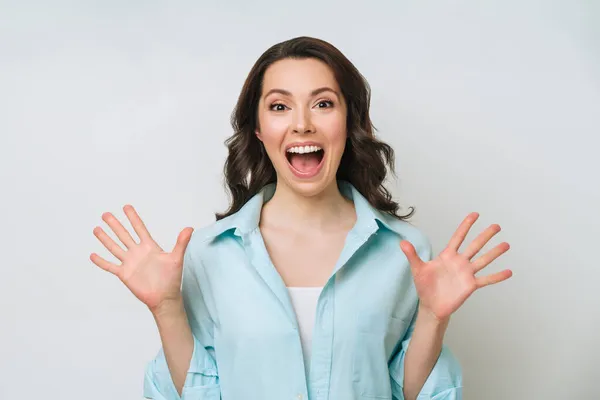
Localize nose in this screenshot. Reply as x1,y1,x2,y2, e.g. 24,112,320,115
292,107,314,134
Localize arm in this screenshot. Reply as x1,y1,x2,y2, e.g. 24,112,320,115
399,235,456,399
389,303,462,400
392,212,512,399
151,301,195,396
401,307,454,400
144,248,220,400
89,207,219,399
402,307,450,400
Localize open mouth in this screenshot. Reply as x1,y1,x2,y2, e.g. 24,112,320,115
285,144,325,178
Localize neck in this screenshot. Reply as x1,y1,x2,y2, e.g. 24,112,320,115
261,180,355,233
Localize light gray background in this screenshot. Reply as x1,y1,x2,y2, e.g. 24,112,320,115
1,1,598,399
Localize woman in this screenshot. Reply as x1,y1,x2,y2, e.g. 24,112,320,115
91,36,511,400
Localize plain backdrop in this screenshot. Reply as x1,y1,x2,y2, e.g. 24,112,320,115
1,1,599,399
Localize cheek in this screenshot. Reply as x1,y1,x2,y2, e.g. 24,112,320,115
325,118,347,150
258,115,289,147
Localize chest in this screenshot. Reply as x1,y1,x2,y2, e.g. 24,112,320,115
260,227,349,287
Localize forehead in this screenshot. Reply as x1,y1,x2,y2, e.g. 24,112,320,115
262,58,340,94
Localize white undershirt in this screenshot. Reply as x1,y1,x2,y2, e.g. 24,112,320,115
287,286,323,377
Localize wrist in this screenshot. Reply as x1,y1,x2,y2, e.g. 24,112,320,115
417,304,450,331
150,297,185,320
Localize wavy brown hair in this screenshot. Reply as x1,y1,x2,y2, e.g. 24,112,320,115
215,36,414,221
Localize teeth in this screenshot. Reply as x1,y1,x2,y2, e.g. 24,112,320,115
286,145,323,154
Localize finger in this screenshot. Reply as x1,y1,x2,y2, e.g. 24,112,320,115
123,205,155,244
399,240,425,270
447,212,479,252
472,242,510,273
93,226,126,261
462,224,502,260
102,211,137,249
90,253,121,277
476,269,513,288
172,227,194,259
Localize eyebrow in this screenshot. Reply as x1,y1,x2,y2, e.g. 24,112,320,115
263,86,340,100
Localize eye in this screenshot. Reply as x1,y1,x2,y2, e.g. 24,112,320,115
269,103,287,112
316,100,334,108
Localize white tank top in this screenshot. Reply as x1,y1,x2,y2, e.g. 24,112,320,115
287,287,323,377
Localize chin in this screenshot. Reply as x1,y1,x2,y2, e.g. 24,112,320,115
278,158,338,198
283,177,337,198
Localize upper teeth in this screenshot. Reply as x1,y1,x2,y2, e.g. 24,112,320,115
287,145,322,154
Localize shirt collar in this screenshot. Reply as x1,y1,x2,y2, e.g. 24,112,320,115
200,181,404,241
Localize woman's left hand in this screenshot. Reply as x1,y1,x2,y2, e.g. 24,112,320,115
400,212,512,322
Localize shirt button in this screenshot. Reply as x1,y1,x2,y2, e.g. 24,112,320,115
296,394,303,400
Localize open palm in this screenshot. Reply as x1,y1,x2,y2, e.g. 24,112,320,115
400,212,512,321
90,205,194,313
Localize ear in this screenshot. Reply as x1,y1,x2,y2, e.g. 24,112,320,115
255,129,263,142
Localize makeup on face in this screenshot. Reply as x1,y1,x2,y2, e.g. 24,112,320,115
256,58,347,195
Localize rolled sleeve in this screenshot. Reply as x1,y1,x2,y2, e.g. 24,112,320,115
143,335,220,400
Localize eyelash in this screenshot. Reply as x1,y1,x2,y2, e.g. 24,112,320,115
269,100,334,112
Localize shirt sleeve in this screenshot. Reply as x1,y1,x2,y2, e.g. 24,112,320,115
143,245,221,400
388,236,463,400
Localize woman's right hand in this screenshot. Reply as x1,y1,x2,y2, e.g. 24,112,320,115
90,205,194,315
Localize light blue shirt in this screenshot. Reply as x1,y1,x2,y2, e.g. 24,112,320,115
143,181,463,400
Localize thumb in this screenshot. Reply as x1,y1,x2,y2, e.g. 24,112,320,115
171,227,194,259
399,240,425,270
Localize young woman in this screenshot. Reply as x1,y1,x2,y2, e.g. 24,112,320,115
91,36,511,400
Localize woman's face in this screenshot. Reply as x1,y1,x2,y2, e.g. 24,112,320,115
256,57,348,198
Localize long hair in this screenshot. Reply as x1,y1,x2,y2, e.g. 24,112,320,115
215,36,414,221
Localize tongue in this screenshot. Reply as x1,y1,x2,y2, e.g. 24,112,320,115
289,153,321,172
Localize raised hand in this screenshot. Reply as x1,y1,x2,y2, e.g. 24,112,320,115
400,212,512,321
90,205,194,314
